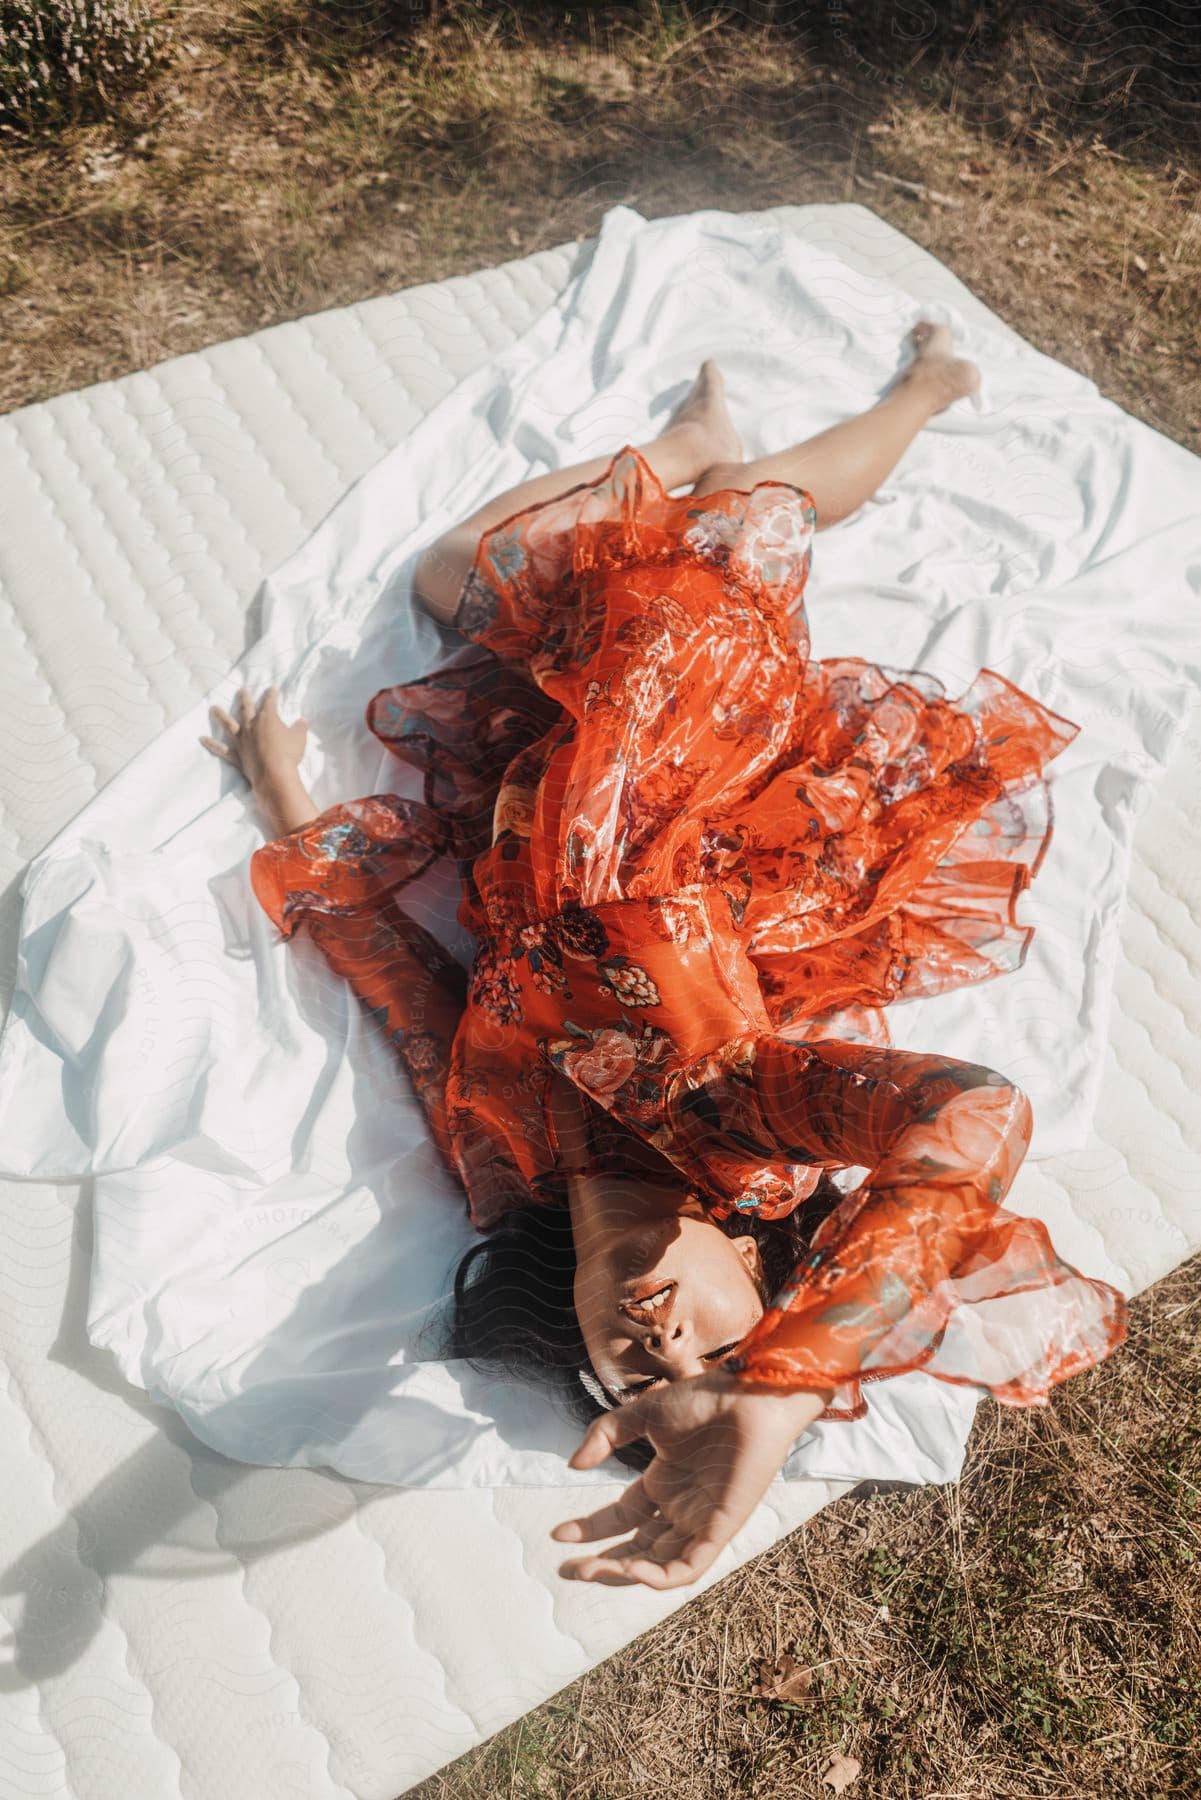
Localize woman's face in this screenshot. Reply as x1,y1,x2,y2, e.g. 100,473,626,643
571,1188,766,1404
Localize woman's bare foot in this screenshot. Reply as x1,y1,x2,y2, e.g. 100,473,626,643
902,320,980,412
662,358,744,469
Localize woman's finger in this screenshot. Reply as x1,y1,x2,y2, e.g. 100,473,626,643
605,1531,726,1591
558,1516,678,1583
618,1543,724,1590
566,1415,619,1469
562,1520,712,1587
567,1400,649,1469
568,1381,669,1470
239,686,254,723
210,705,239,737
262,685,280,715
550,1479,659,1544
199,735,232,762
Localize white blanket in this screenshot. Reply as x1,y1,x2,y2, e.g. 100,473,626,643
0,203,1198,1493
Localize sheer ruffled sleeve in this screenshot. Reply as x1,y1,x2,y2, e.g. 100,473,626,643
249,797,467,1179
697,1038,1129,1420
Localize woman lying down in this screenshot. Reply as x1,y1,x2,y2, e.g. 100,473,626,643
203,324,1128,1590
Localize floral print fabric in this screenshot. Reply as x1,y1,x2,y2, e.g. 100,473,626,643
249,445,1129,1419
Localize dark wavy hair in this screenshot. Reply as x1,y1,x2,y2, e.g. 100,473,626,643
440,1174,848,1473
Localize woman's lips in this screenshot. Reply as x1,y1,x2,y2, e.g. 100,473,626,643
618,1279,676,1325
622,1275,674,1302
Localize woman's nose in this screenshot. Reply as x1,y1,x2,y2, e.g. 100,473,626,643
645,1319,699,1370
643,1320,710,1383
645,1318,684,1352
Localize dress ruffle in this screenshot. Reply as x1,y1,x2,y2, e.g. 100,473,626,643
249,442,1128,1419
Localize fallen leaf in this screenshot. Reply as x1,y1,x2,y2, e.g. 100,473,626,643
822,1751,862,1792
750,1653,814,1704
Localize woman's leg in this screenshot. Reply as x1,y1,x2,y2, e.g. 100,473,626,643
691,322,979,530
414,362,742,625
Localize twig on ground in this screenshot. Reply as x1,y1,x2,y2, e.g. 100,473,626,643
867,169,964,209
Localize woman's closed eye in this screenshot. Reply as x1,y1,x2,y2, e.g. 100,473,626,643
616,1342,740,1401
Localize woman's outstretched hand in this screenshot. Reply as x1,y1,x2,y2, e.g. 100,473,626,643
200,685,318,835
551,1371,833,1589
201,685,307,789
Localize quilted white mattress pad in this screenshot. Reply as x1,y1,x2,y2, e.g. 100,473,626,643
1,204,1199,1799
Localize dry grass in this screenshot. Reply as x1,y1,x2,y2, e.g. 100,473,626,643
3,4,1200,1795
2,1,1200,441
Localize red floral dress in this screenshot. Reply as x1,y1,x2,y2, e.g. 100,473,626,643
250,445,1128,1420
